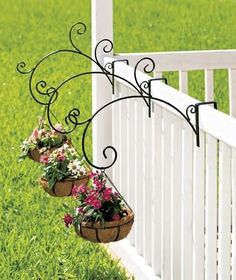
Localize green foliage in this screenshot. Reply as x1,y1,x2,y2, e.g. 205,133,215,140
1,0,235,279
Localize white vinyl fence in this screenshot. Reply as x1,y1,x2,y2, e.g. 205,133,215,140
104,58,236,280
117,50,236,118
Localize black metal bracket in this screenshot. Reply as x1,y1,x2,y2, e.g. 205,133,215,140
16,22,218,170
186,101,217,147
147,78,168,118
110,59,129,95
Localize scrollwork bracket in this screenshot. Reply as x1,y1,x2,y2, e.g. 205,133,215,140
186,101,217,147
16,22,218,171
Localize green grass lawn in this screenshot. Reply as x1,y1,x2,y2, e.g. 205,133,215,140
0,0,236,279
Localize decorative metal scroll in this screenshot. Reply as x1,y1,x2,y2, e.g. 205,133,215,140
17,22,217,171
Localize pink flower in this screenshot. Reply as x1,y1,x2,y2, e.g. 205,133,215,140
32,128,39,139
103,193,111,201
57,153,65,161
40,154,49,164
94,180,103,190
103,187,112,195
72,184,88,196
89,190,98,196
92,199,102,209
64,214,73,227
89,172,97,179
85,195,96,205
85,191,99,205
71,185,79,196
112,213,121,221
78,185,87,194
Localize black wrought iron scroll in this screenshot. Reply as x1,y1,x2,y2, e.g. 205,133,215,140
17,22,217,171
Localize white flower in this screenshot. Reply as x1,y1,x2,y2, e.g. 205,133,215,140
68,159,82,175
68,159,86,177
39,147,47,153
63,143,70,150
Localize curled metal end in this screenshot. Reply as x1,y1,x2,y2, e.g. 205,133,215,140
94,39,113,70
69,22,87,53
16,61,33,74
104,62,113,73
186,104,196,121
140,81,149,94
134,57,155,93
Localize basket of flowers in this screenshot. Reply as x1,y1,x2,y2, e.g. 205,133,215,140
19,118,67,162
63,171,134,243
40,143,89,197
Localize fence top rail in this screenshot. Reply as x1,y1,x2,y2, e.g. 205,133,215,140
115,49,236,71
104,57,236,148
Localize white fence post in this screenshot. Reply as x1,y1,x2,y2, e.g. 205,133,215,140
92,0,113,175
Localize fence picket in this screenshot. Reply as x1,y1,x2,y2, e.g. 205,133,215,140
218,142,231,280
205,134,218,280
204,69,214,101
143,106,153,265
193,130,205,280
181,122,193,280
127,90,136,246
171,115,182,280
135,99,145,256
232,148,236,280
162,110,172,280
152,103,163,276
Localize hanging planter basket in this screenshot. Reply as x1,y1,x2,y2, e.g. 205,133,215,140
40,176,89,197
19,117,69,163
29,144,64,163
76,210,134,243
